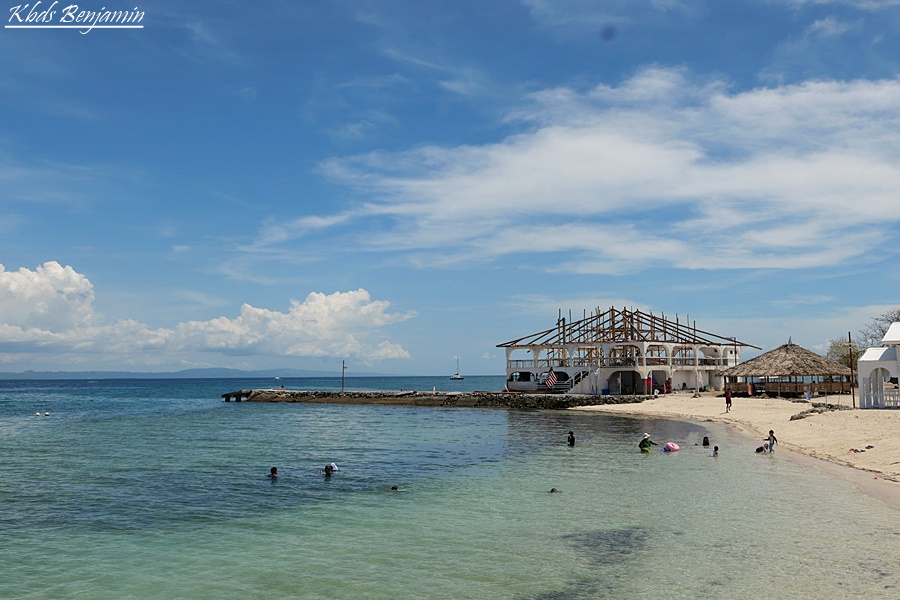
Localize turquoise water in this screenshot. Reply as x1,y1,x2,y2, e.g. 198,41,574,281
2,378,899,599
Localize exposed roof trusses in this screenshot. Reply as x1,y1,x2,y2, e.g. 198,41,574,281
498,306,760,349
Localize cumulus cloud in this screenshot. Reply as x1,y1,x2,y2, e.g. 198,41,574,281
0,262,413,366
310,68,900,273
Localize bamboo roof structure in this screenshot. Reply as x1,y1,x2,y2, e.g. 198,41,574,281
719,343,851,378
497,306,760,349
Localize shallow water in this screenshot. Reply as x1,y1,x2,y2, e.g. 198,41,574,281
1,379,898,599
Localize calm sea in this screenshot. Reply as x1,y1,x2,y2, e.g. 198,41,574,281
1,377,898,599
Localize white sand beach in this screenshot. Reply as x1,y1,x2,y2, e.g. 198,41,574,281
572,392,900,507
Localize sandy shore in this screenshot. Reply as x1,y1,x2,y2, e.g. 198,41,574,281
572,391,900,507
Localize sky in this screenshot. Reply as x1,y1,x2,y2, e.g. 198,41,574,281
1,0,899,376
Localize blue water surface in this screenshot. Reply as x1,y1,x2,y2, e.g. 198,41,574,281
1,378,898,599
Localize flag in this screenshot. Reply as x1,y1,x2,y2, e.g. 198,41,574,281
545,367,557,388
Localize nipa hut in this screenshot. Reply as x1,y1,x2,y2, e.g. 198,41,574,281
720,342,852,397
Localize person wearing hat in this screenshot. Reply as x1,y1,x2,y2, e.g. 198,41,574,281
638,433,657,453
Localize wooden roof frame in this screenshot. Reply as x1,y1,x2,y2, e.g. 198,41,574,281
497,306,760,349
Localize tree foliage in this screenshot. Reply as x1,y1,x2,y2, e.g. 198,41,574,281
826,338,863,370
857,308,900,348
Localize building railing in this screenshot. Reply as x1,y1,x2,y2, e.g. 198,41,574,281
508,357,731,369
880,389,900,408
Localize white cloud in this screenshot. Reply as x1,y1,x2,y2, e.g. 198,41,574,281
171,289,415,359
0,262,414,367
0,261,95,331
808,16,852,37
314,68,900,273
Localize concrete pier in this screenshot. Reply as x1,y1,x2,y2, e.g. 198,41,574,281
221,388,651,409
221,390,253,402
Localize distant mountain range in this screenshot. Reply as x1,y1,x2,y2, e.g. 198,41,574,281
0,368,398,380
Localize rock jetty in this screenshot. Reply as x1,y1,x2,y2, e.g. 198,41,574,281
222,389,651,410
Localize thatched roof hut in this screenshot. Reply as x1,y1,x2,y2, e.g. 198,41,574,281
720,343,851,396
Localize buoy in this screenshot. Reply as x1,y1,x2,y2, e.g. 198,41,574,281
36,412,41,416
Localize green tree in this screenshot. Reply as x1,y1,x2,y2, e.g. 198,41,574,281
858,308,900,348
826,338,863,370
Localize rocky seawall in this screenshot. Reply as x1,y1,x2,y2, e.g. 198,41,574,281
226,389,651,409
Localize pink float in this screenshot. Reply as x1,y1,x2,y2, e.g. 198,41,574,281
664,442,680,452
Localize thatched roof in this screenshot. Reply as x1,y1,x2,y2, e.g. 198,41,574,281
720,343,851,378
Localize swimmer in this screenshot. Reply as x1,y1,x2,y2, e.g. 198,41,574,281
323,464,333,476
549,488,561,493
702,436,710,447
710,446,718,457
567,431,575,447
267,467,280,479
755,443,769,453
391,485,399,491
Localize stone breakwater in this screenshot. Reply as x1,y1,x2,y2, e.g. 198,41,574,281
226,389,651,410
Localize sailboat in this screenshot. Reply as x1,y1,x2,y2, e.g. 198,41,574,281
450,356,464,380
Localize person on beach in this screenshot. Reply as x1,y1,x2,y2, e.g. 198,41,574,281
710,446,719,457
702,436,710,447
639,433,657,453
755,443,769,453
766,430,778,453
567,431,576,447
267,467,280,479
725,389,732,412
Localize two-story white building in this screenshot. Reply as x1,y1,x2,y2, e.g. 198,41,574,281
858,322,900,408
497,306,758,395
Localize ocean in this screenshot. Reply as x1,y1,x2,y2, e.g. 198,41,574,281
1,377,898,599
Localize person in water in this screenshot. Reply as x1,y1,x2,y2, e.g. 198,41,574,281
638,433,658,452
755,443,769,453
710,446,719,457
567,431,575,447
323,464,334,476
702,436,710,447
267,467,280,479
549,488,560,493
765,430,778,453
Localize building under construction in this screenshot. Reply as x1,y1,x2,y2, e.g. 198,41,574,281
497,306,759,394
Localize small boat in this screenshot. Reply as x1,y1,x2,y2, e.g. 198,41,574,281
450,356,464,380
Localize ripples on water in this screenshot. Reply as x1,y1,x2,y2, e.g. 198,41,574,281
1,378,899,599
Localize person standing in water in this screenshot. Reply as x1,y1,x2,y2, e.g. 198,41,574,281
766,430,778,453
638,433,657,453
567,431,575,447
267,467,280,479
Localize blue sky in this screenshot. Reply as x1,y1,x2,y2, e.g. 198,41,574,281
2,0,899,375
